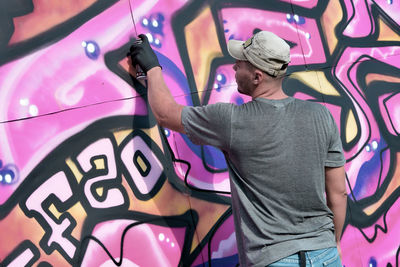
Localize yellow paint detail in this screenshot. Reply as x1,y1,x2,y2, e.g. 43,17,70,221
378,19,400,41
321,0,342,55
345,110,357,143
290,71,339,96
69,202,87,239
290,71,320,88
96,187,104,197
66,158,83,183
142,126,164,153
185,6,223,101
93,158,105,170
136,154,148,174
114,129,133,146
316,72,340,96
49,204,62,220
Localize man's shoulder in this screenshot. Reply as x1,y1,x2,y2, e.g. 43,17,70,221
294,98,329,112
183,102,235,118
184,102,234,110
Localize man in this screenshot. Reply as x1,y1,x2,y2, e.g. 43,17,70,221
129,30,347,267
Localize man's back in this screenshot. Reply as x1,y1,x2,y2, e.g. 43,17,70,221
227,97,344,266
182,97,345,266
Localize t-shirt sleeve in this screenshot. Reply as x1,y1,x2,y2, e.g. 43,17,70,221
325,110,346,167
181,103,233,150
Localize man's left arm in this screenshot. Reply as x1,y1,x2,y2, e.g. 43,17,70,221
324,108,347,259
325,166,347,259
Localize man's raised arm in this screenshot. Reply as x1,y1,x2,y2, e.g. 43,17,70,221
129,34,185,133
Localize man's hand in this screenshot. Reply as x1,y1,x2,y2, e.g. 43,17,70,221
129,34,161,73
128,35,185,133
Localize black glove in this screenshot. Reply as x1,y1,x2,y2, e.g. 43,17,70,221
129,34,161,73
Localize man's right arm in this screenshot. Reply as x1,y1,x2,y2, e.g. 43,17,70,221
129,35,185,134
129,34,231,147
146,67,185,133
325,166,347,259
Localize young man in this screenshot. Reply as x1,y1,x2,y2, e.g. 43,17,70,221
129,30,347,267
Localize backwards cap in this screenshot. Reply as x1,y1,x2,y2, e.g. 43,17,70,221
227,31,291,77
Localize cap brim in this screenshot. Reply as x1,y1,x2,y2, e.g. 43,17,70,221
227,39,247,60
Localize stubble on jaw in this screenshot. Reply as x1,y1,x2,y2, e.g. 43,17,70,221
235,62,256,96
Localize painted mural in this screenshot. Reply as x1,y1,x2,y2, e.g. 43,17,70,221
0,0,399,266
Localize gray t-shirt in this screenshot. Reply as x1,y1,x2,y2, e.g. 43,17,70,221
181,97,345,266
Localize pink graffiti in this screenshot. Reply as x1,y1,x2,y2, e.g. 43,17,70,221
1,0,400,266
6,248,36,267
334,46,400,194
343,0,400,38
343,0,374,38
281,0,319,9
81,219,185,266
373,0,400,26
0,0,190,204
341,197,400,266
221,7,326,66
192,214,237,266
379,93,400,136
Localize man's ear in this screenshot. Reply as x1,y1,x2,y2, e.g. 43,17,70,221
253,69,264,85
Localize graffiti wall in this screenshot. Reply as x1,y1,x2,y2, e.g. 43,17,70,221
0,0,399,266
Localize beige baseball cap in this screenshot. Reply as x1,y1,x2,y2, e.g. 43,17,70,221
227,31,291,77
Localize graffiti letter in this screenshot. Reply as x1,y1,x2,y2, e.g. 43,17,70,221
24,171,76,260
77,138,125,208
120,132,165,200
1,240,40,267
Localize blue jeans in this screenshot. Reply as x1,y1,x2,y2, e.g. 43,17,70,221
268,247,342,267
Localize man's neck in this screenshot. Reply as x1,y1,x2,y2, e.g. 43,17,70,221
251,80,288,100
